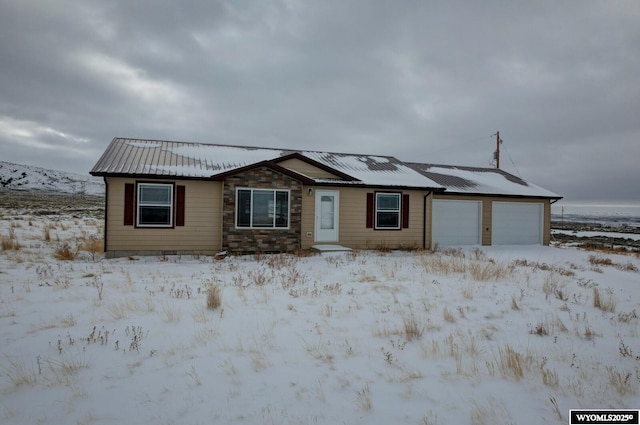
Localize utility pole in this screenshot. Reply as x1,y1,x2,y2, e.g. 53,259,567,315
494,131,502,169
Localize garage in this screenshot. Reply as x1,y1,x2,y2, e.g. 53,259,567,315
492,202,543,245
432,200,482,246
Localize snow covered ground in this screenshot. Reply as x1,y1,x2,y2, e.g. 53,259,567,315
553,229,640,242
1,207,639,425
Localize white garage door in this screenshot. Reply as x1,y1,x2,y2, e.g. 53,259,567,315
492,202,543,245
432,200,482,246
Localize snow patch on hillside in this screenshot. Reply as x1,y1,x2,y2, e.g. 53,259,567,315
0,161,104,195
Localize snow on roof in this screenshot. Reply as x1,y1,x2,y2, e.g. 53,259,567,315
296,150,441,188
168,144,291,173
91,138,443,189
407,163,561,198
90,138,559,197
90,138,288,177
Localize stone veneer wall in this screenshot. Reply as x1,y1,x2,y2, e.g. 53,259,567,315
223,167,303,253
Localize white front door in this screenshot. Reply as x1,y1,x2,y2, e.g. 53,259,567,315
315,190,339,242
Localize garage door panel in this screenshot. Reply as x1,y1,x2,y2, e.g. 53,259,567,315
492,202,542,245
432,200,481,246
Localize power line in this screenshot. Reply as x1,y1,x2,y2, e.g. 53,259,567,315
487,132,523,177
498,135,522,178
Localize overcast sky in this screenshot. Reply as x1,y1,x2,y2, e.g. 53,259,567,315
1,1,639,203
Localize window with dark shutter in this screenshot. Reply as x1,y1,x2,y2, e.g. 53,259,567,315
375,193,401,229
367,192,409,230
137,183,174,227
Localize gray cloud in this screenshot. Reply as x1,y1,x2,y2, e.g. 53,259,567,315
1,0,639,202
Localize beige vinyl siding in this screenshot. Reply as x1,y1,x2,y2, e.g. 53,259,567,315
278,158,342,179
300,186,315,247
430,194,551,246
300,186,426,250
105,177,222,255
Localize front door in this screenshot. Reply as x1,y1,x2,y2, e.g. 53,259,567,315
315,190,339,242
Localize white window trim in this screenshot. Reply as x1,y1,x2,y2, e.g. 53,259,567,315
235,188,291,229
375,192,401,230
137,183,174,228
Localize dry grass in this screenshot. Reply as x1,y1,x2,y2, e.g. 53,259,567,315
416,252,466,275
510,295,520,311
470,398,514,425
107,298,141,320
606,366,637,396
542,273,566,300
512,258,576,277
1,237,20,251
419,412,439,425
617,309,638,323
402,314,424,341
160,302,181,323
206,284,222,310
495,344,534,381
247,268,272,286
443,307,456,323
53,242,78,260
467,260,512,281
416,251,513,282
192,306,210,323
3,357,37,387
541,367,559,387
355,384,372,411
588,254,639,272
461,284,474,300
264,253,299,270
303,339,334,364
530,322,549,336
61,313,77,327
616,262,639,272
44,352,89,385
80,236,103,260
593,287,616,312
548,396,565,422
588,254,613,266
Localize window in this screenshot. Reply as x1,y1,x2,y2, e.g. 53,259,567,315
375,192,401,229
137,183,173,227
236,189,289,228
366,192,409,230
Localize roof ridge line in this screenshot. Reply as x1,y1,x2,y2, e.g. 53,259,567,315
113,137,399,161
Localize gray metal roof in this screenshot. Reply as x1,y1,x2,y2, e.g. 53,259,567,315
406,163,561,198
91,137,561,197
90,138,444,189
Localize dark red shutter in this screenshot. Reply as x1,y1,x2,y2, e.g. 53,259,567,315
124,183,134,225
402,194,410,228
366,193,374,228
176,185,185,226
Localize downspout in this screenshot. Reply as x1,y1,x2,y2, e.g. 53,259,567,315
423,191,432,250
548,198,562,245
102,177,108,255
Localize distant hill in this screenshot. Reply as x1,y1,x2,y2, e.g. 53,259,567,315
0,161,105,196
